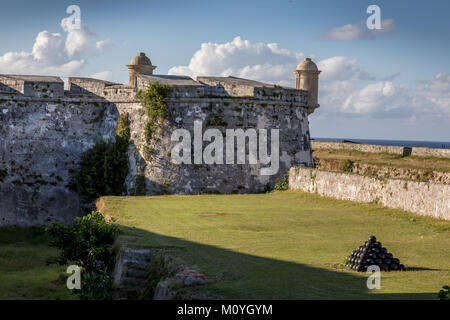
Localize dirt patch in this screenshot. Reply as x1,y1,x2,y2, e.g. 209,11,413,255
198,212,238,216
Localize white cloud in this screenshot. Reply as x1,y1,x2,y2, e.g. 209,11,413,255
169,36,304,86
168,37,450,121
318,56,375,81
320,19,396,41
0,17,111,77
96,39,114,53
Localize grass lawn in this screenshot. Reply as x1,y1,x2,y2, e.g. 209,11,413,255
0,228,75,300
98,191,450,300
313,149,450,172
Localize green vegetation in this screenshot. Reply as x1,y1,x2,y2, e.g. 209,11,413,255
136,82,172,160
0,168,7,182
46,212,121,272
0,227,75,299
274,173,289,191
143,252,179,299
99,192,450,299
46,211,121,300
438,285,450,300
341,159,354,172
70,114,130,203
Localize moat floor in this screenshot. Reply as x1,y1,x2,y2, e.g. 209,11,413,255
0,228,75,300
99,191,450,299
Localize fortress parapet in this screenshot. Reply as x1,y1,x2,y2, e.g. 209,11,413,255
0,75,64,98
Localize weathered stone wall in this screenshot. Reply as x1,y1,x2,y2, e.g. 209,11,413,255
0,93,118,226
289,167,450,220
116,97,313,195
315,158,450,184
311,140,450,158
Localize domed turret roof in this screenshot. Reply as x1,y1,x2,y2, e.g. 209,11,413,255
296,58,318,71
129,52,152,66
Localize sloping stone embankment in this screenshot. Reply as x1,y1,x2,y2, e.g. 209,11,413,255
311,141,450,158
315,158,449,184
289,167,450,220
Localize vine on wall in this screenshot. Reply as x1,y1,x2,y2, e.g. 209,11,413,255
136,82,172,160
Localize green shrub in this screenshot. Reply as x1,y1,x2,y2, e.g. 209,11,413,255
71,141,129,203
274,174,289,191
438,285,450,300
46,211,121,272
79,269,115,300
0,168,7,182
70,113,130,203
143,252,178,299
341,159,354,173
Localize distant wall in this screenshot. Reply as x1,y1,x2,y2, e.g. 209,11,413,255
311,140,450,158
289,167,450,220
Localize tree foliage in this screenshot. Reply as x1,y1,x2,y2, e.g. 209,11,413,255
46,211,121,272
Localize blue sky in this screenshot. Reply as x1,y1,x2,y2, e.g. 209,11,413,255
0,0,449,141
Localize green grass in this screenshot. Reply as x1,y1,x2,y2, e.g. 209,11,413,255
0,227,75,300
98,192,450,300
313,149,450,172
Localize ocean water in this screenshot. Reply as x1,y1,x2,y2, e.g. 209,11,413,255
312,138,450,149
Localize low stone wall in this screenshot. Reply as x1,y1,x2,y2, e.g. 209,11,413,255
289,167,450,220
311,141,450,158
315,158,450,184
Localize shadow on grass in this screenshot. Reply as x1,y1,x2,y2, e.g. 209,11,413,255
405,267,443,271
119,226,436,300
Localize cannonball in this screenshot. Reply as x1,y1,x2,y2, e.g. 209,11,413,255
386,253,393,259
392,258,399,264
375,258,383,265
384,258,392,265
369,236,376,242
378,253,386,259
390,264,399,271
380,264,389,271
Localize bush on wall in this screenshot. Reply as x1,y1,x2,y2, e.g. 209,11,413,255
71,113,130,203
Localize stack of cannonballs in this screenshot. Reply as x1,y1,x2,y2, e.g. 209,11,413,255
345,236,405,272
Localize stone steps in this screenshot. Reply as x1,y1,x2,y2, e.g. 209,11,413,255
113,248,153,300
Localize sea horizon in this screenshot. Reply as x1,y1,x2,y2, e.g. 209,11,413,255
312,137,450,149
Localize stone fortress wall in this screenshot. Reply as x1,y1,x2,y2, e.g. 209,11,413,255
312,140,450,158
289,167,450,220
0,53,320,225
